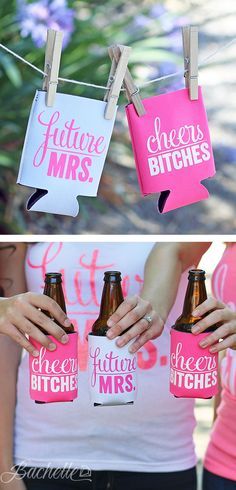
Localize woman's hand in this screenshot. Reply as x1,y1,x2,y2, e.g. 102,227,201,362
192,297,236,352
0,292,72,356
106,295,164,353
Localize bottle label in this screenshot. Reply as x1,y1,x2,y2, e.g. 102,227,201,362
29,332,78,403
88,334,137,406
170,329,218,398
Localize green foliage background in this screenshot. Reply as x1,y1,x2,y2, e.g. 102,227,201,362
1,1,235,234
0,0,183,232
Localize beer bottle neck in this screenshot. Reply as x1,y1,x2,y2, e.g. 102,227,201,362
43,282,67,314
181,280,207,318
174,272,207,332
98,281,124,320
42,276,74,333
92,277,124,336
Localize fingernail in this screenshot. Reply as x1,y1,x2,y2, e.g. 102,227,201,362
32,350,39,357
116,339,124,347
192,326,200,334
128,346,135,354
209,346,217,353
48,343,56,351
64,318,71,328
106,330,115,339
107,320,114,327
199,340,208,348
61,334,69,344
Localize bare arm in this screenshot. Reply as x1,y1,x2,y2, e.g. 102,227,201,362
0,244,26,486
0,243,74,488
107,242,211,352
0,244,72,354
213,351,225,422
141,242,211,322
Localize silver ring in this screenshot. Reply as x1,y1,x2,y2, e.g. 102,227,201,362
143,315,152,328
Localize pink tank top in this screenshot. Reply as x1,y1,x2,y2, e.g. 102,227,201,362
204,244,236,481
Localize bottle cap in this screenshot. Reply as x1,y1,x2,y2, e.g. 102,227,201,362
188,269,205,281
103,271,121,282
45,272,62,284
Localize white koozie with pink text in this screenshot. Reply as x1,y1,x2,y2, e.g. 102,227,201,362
88,334,137,406
17,90,117,217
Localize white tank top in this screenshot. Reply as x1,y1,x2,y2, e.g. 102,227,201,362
14,242,196,472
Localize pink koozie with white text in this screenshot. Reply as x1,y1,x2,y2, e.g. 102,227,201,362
88,334,137,406
29,332,78,403
126,87,215,213
170,329,218,398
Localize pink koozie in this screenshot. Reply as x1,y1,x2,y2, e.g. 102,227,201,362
126,87,215,213
170,329,218,398
29,332,78,403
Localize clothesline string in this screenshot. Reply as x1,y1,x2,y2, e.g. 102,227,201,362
0,36,235,91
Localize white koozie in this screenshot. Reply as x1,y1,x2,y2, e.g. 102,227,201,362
88,334,137,406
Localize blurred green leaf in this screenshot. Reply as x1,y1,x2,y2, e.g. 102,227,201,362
0,152,16,167
0,53,22,86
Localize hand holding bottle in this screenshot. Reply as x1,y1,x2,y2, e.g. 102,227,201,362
0,292,71,356
29,273,78,404
192,297,236,352
106,294,162,353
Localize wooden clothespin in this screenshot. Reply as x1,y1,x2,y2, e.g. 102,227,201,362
182,26,198,100
104,45,131,119
105,44,146,117
42,29,63,107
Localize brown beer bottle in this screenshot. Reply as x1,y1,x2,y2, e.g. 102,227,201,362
91,271,135,406
41,272,74,333
35,272,74,404
172,269,217,399
173,269,215,333
92,271,124,336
